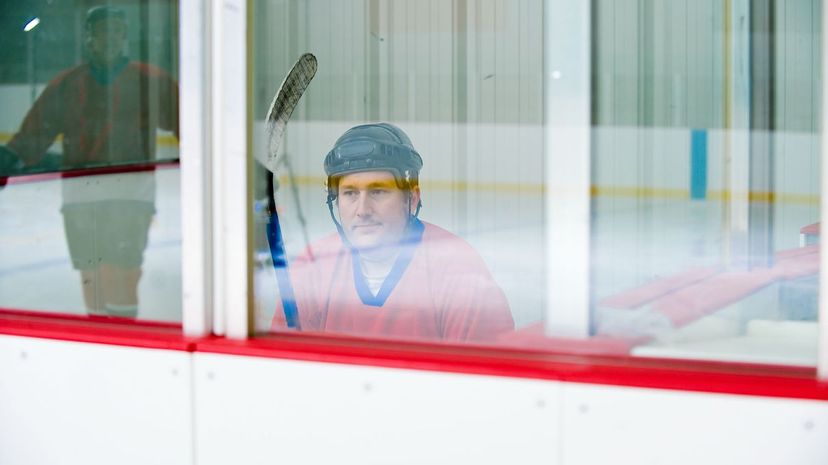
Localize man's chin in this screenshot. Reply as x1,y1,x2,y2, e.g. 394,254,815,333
347,235,381,251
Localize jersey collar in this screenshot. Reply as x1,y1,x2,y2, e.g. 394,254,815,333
350,218,425,307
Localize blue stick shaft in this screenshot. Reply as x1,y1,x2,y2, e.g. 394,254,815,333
266,209,301,329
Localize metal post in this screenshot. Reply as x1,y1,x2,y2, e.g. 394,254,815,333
748,0,775,268
180,0,214,337
543,0,592,337
212,0,253,339
818,0,828,380
723,0,751,270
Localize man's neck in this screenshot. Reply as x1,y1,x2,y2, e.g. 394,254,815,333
91,53,125,67
89,56,129,85
358,245,399,268
357,246,399,296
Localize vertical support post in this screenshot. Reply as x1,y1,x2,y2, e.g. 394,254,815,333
213,0,253,339
543,0,592,337
748,0,775,268
818,0,828,381
366,0,381,121
27,30,36,104
453,0,469,235
180,0,213,337
723,0,751,269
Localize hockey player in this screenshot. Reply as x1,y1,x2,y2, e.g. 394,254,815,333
0,6,179,318
271,123,514,342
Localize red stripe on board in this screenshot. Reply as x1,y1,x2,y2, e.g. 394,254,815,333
0,308,180,329
0,159,179,186
0,311,192,351
2,310,826,401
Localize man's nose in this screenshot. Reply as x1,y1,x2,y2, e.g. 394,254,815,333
355,191,372,216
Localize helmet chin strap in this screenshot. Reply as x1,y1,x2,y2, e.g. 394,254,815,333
409,192,422,225
326,194,349,245
413,199,422,218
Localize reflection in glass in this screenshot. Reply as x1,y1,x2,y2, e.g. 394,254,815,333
252,0,544,343
252,0,820,366
0,4,180,321
591,0,820,365
270,123,514,342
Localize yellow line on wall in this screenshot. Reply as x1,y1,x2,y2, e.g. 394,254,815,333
0,133,817,204
281,175,819,204
590,186,689,199
0,132,179,147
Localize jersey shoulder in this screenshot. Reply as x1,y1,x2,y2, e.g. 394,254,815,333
128,61,177,81
44,64,89,89
294,232,345,264
421,221,474,249
420,221,488,267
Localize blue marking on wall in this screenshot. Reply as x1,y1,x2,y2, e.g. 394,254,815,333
690,129,708,200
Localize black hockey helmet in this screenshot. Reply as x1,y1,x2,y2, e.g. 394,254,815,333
85,5,126,30
324,123,423,203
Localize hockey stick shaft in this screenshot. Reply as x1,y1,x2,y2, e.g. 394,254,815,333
264,53,317,329
266,175,300,328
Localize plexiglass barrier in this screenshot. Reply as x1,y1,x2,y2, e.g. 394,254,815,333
250,0,819,366
0,2,181,323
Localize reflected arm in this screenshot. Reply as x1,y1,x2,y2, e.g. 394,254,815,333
7,80,64,167
159,73,180,139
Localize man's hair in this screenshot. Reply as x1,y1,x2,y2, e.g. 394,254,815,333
327,172,420,194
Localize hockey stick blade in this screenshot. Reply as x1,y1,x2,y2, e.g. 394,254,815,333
264,53,318,174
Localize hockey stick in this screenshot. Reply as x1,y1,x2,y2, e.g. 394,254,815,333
263,53,317,329
281,152,314,261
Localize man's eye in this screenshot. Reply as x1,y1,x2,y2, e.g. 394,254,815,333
370,189,388,196
341,190,357,198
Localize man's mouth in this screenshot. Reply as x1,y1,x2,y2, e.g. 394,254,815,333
352,223,381,231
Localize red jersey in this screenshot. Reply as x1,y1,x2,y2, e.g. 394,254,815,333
272,221,514,343
8,59,179,167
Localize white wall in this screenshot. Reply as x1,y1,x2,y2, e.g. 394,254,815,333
562,382,828,465
2,334,827,465
194,351,828,465
0,335,193,465
194,352,559,465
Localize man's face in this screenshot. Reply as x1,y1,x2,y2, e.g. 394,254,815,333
87,18,127,66
337,171,420,251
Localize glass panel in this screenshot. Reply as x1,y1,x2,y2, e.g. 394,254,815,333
591,0,821,366
0,2,181,323
251,0,821,367
252,0,541,343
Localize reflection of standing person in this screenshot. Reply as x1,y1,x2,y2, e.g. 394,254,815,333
2,6,179,317
272,123,514,341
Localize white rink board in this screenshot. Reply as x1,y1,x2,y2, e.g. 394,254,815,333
2,335,828,465
0,335,193,465
562,382,828,465
193,352,560,465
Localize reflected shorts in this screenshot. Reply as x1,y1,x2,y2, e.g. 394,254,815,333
61,201,155,270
